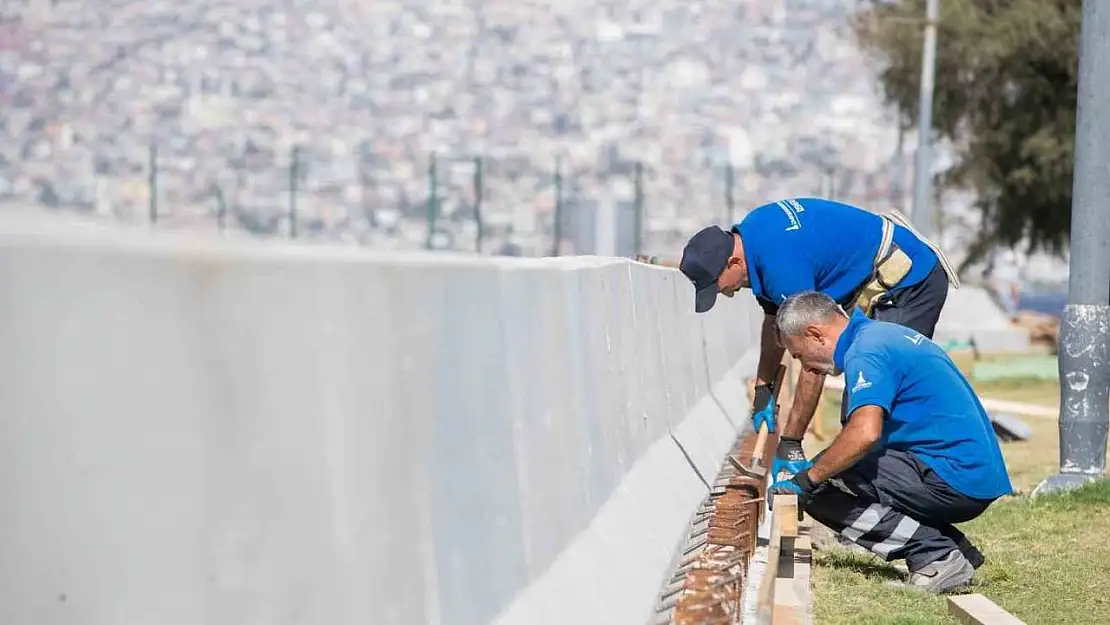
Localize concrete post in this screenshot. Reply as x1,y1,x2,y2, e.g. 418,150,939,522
1034,0,1110,496
911,0,938,237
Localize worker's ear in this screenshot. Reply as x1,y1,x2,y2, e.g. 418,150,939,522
804,325,823,342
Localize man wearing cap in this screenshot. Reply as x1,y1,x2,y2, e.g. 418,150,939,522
768,291,1012,593
677,197,960,481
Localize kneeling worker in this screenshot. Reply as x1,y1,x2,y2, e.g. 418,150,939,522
769,291,1012,593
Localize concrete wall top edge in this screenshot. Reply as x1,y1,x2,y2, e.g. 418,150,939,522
0,215,678,272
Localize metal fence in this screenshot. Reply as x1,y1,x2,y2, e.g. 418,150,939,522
21,137,887,257
112,141,773,257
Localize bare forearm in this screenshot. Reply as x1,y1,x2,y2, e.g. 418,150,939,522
807,407,883,483
756,314,785,387
781,369,826,439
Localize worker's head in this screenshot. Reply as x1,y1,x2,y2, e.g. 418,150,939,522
775,292,850,376
679,226,748,313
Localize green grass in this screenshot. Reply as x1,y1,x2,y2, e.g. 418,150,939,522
809,354,1110,624
813,480,1110,625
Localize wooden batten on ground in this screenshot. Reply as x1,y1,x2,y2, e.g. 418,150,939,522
947,594,1027,625
753,494,813,625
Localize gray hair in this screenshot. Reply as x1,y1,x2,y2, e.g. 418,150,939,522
775,291,848,338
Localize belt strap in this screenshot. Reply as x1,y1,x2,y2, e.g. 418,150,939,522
881,209,961,289
874,215,896,269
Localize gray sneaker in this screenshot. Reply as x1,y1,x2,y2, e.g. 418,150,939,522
958,537,985,570
906,550,975,594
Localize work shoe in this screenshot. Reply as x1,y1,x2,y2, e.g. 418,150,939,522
958,537,985,570
905,550,975,594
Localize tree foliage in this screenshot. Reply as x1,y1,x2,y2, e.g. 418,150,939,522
852,0,1081,261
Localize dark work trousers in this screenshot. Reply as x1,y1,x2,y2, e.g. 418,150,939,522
806,447,995,571
841,261,950,424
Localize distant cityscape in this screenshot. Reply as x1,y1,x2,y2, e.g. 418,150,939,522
0,0,916,253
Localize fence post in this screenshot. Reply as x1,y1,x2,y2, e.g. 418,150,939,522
289,146,300,239
148,142,158,225
820,168,835,200
724,162,735,226
425,151,438,250
473,156,484,254
633,161,644,256
551,156,563,257
213,183,227,232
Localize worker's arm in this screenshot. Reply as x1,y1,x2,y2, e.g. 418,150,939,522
806,405,884,483
755,312,786,387
779,368,826,439
809,351,894,481
750,312,787,432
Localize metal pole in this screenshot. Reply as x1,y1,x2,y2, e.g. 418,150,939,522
148,143,158,225
911,0,938,237
633,161,644,256
473,156,484,254
425,151,438,250
551,157,563,257
1034,0,1110,497
724,163,735,226
289,146,299,239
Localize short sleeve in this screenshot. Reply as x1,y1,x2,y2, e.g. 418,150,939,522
843,351,896,418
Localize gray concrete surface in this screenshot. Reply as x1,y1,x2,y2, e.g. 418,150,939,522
934,285,1031,352
0,214,761,625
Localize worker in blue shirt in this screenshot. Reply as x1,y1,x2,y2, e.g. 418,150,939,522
769,291,1012,593
677,198,961,486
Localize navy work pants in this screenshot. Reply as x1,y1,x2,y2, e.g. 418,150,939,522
806,447,996,570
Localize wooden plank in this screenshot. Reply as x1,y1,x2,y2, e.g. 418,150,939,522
754,502,785,625
947,594,1026,625
773,517,813,625
776,495,799,538
773,604,801,625
758,511,814,625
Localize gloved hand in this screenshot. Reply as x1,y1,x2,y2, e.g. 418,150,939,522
751,383,775,432
773,437,811,479
770,469,817,508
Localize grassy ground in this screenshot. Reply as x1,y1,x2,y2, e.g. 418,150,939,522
809,353,1110,624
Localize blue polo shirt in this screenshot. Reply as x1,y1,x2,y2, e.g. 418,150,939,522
834,309,1013,500
733,198,938,315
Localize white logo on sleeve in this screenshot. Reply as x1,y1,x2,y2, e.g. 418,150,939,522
776,200,802,231
852,371,873,393
904,333,925,346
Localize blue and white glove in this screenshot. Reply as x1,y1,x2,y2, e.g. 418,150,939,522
751,384,775,432
773,437,811,479
770,469,817,507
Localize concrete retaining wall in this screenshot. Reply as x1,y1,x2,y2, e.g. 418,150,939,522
0,215,762,625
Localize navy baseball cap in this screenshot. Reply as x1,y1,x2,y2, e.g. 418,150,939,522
679,226,735,313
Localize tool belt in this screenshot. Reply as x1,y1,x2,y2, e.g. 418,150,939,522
853,210,961,316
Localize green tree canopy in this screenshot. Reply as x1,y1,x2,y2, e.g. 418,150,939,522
852,0,1081,265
